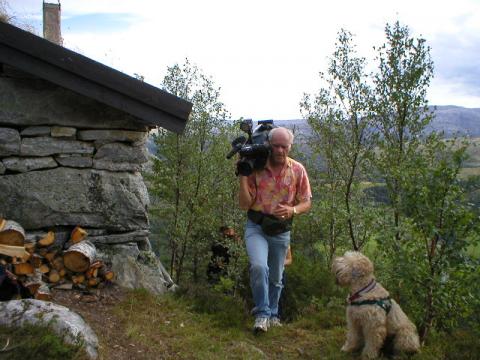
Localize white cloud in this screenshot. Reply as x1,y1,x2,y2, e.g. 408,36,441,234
8,0,480,118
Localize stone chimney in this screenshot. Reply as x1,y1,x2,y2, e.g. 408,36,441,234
43,1,62,45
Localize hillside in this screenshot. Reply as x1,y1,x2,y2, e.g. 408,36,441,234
4,284,473,359
276,105,480,139
147,106,480,156
146,106,480,181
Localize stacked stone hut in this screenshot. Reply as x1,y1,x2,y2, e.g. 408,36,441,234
0,20,192,294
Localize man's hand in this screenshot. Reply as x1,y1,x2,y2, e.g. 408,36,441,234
274,199,311,220
273,204,294,220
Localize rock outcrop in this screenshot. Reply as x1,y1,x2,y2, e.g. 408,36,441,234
0,299,99,359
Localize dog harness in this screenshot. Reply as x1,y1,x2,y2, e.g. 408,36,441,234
349,298,392,314
348,279,376,302
347,279,392,314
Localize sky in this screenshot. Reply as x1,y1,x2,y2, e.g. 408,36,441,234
6,0,480,121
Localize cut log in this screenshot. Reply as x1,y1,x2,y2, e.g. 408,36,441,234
48,269,61,283
87,278,100,287
85,260,102,279
37,248,48,257
85,267,98,279
25,281,42,296
90,260,103,269
70,226,88,244
0,244,30,259
71,274,85,285
37,231,55,247
44,251,57,262
38,263,50,274
98,266,114,281
14,262,34,275
24,242,36,254
58,268,66,277
51,257,64,271
36,248,48,257
35,284,52,301
63,241,96,273
103,270,115,281
24,270,43,295
30,254,44,268
0,220,25,246
0,218,5,231
53,282,73,290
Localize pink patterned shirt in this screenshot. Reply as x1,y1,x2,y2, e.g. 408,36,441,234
247,157,312,215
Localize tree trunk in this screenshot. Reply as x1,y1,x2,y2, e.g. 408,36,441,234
419,284,434,343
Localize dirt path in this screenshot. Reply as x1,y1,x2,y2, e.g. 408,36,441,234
52,285,159,360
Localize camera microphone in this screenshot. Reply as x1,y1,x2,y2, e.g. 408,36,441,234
226,136,247,159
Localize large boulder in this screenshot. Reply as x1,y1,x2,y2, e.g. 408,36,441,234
95,247,176,294
0,167,149,231
0,299,99,359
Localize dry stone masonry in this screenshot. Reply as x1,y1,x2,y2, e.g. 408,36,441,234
0,73,173,293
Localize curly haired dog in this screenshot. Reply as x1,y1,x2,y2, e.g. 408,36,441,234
331,251,420,359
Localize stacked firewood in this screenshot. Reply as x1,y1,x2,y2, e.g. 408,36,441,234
0,219,114,301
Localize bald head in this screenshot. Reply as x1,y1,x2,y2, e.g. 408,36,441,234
268,127,294,145
268,127,294,167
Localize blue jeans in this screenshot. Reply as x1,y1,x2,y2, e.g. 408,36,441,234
244,219,290,318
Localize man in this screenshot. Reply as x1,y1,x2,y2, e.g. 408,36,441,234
238,127,311,333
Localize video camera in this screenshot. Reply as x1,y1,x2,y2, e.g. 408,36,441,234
226,119,275,176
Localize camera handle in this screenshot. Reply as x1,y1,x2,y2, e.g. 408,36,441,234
226,136,247,159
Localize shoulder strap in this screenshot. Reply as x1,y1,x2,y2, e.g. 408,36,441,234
349,298,392,314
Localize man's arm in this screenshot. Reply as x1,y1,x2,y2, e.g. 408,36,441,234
294,199,311,216
273,199,311,219
238,176,253,210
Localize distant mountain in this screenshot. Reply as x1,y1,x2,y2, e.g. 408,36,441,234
425,106,480,137
146,106,480,156
274,106,480,139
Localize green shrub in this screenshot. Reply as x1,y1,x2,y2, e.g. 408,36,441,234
0,323,87,360
280,254,342,321
175,283,250,329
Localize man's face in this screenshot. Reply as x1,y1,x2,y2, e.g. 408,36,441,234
269,131,291,166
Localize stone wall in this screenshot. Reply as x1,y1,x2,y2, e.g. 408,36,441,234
0,73,173,293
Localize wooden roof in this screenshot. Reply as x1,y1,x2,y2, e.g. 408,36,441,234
0,21,192,133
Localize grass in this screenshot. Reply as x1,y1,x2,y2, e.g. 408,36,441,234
2,287,479,359
0,323,88,360
110,288,480,360
113,288,348,359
